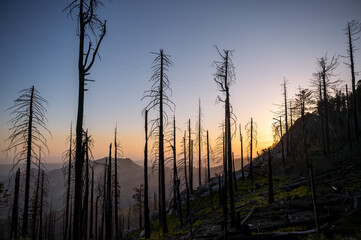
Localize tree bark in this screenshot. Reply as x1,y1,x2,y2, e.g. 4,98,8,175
144,110,150,238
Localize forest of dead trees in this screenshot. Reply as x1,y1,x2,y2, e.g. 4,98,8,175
1,1,361,239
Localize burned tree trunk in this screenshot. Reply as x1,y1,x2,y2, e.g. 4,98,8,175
10,168,20,239
114,127,120,240
31,149,42,240
106,144,113,240
207,130,210,182
189,119,193,194
144,110,150,238
183,131,190,218
239,124,245,180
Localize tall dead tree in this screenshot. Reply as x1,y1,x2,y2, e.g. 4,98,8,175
63,123,73,240
295,88,319,232
315,54,339,155
63,1,107,238
143,110,151,238
213,47,236,227
188,119,193,194
343,20,361,140
10,168,20,239
239,124,245,180
143,49,173,234
106,143,113,240
31,148,42,240
273,116,285,174
39,171,45,240
245,118,257,183
183,131,190,218
89,166,94,240
114,127,120,240
196,99,203,186
267,148,274,204
6,86,50,238
283,78,290,155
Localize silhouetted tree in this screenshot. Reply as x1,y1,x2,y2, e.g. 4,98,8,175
196,99,204,186
31,148,42,240
114,126,121,240
143,49,173,234
188,119,193,194
143,110,151,238
64,1,107,238
89,165,94,240
106,143,113,240
63,123,73,240
39,171,45,240
245,118,257,183
213,47,236,227
239,124,245,180
182,131,190,218
343,20,361,140
5,86,50,238
295,87,319,232
283,79,290,155
315,54,339,155
10,168,20,239
133,185,144,229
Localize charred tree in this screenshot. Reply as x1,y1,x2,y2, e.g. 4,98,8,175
143,110,151,238
239,124,245,180
213,47,236,227
143,49,173,234
183,131,190,218
245,118,257,183
64,123,73,240
5,86,50,238
343,20,361,140
316,55,339,155
106,144,113,240
283,79,290,155
89,166,94,240
39,171,45,240
31,148,42,240
114,127,120,240
296,88,319,232
10,168,20,239
346,85,353,150
196,99,203,186
63,1,107,238
188,119,193,194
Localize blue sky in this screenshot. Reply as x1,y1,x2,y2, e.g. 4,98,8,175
1,0,360,163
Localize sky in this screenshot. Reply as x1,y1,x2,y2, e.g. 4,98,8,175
0,0,361,164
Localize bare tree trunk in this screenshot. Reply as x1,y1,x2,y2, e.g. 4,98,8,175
114,128,120,240
95,196,99,240
188,119,193,194
346,85,353,150
32,149,41,240
83,132,89,240
239,124,245,181
280,116,286,175
158,50,168,233
39,171,45,240
106,144,113,240
10,168,20,239
267,148,274,204
283,79,289,155
222,126,228,232
224,51,235,227
89,167,94,239
198,99,202,187
322,70,330,155
172,116,177,214
144,110,150,238
22,85,34,238
183,131,190,218
347,21,360,140
65,124,72,240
